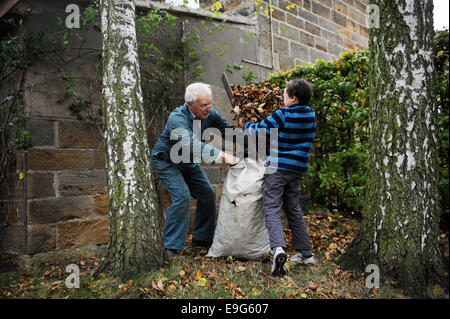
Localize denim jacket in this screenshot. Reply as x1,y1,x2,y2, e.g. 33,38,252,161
151,103,234,164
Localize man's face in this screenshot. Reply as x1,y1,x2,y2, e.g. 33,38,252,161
188,91,212,120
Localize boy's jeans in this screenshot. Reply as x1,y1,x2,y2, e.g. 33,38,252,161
263,169,313,256
151,155,216,251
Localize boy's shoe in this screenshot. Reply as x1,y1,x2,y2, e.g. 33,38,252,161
271,247,288,277
289,252,317,265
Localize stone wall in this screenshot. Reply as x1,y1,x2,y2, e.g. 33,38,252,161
1,0,368,263
0,0,259,263
221,0,369,76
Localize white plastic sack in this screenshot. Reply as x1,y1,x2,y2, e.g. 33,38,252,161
206,158,271,259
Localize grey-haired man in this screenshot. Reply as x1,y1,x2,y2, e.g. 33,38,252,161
151,83,239,259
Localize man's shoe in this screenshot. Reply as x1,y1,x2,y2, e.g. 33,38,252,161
191,238,213,248
289,252,317,265
271,247,287,277
166,248,184,261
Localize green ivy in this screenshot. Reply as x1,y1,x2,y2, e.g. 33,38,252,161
266,30,449,218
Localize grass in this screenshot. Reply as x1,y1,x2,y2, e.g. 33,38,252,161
0,211,448,299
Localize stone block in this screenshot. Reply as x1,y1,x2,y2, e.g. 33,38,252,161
93,150,106,169
29,118,55,147
59,120,103,148
290,41,310,61
304,21,321,36
279,0,294,13
312,1,330,19
344,38,357,50
258,47,273,67
257,13,270,32
299,30,315,47
342,0,354,6
1,200,23,224
321,29,344,46
0,224,25,254
359,24,369,38
310,47,332,63
328,42,347,56
94,193,109,216
351,31,368,46
28,244,107,265
27,224,56,255
354,0,367,13
347,19,359,32
58,218,109,250
279,54,296,70
279,23,299,42
318,16,338,32
273,35,290,54
295,58,309,67
298,7,318,24
334,0,348,15
338,27,351,38
348,6,366,25
332,10,347,27
27,172,55,199
58,170,107,197
27,149,93,171
302,0,311,11
315,37,328,52
28,197,95,224
316,0,332,7
272,7,285,21
286,13,304,29
258,31,271,50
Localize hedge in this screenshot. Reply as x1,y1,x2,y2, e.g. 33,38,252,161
265,30,449,218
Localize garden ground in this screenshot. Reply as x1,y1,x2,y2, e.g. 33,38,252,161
0,210,448,299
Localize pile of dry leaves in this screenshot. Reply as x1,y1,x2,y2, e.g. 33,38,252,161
230,82,283,127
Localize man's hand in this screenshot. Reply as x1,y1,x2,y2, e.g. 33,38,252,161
238,117,246,128
218,151,240,165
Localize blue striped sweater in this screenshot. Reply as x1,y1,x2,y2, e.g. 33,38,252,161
243,104,316,174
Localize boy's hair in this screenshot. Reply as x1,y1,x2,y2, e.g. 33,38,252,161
185,82,212,103
285,78,313,106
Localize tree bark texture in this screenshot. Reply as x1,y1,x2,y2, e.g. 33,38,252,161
95,0,165,280
339,0,448,296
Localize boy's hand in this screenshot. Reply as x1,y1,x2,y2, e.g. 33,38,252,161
238,118,246,128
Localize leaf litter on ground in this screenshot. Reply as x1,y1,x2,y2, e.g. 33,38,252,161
1,210,446,299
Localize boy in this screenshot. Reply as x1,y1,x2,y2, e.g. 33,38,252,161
241,78,316,277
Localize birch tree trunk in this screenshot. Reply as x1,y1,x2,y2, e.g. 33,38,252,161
339,0,447,296
95,0,165,280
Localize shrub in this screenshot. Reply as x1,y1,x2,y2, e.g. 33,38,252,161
265,30,448,218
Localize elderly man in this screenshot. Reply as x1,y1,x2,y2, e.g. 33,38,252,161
151,82,239,259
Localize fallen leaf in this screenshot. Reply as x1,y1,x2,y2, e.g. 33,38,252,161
237,266,246,272
197,277,207,287
195,269,203,280
284,261,291,271
307,282,319,290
